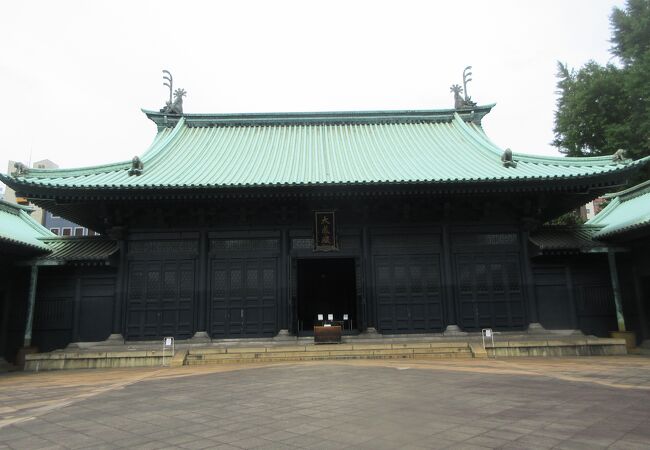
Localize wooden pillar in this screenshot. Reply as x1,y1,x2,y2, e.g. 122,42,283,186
23,265,39,347
608,249,627,332
0,275,13,358
111,238,127,338
280,227,289,330
197,230,208,332
441,224,458,328
362,225,373,330
520,229,541,327
633,266,649,340
72,274,82,342
565,266,578,329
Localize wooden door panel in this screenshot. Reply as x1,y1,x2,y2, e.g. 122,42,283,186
126,260,195,340
210,257,277,338
455,253,525,331
374,254,443,334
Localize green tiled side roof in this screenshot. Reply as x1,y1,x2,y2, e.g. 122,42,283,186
586,180,650,239
529,226,606,253
0,201,54,252
2,106,648,192
38,237,118,262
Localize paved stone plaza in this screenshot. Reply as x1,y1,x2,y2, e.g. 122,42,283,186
1,357,650,449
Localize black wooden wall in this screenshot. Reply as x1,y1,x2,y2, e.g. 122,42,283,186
1,266,116,360
1,267,29,362
532,255,618,336
33,267,116,351
118,222,532,340
6,196,642,357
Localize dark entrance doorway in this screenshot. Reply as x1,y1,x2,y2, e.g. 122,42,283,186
297,258,357,331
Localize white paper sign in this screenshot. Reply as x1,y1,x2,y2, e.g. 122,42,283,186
165,337,172,346
485,329,492,338
343,314,349,320
317,314,323,321
328,314,334,321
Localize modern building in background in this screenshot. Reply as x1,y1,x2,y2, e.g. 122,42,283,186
580,197,608,221
43,211,97,236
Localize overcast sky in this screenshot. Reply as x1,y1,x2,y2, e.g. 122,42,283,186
0,0,626,185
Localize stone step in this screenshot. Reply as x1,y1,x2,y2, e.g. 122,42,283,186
20,337,628,371
191,342,472,355
184,344,474,365
186,347,472,360
185,351,474,365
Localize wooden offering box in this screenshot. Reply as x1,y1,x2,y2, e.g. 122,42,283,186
314,324,342,344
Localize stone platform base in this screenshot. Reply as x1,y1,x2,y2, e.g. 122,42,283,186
486,337,627,357
23,332,628,371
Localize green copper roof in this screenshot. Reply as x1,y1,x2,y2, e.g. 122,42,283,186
2,106,648,192
529,225,606,254
0,201,54,252
38,236,118,262
586,180,650,239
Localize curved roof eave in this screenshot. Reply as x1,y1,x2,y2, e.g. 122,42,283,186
2,108,649,192
588,180,650,239
0,201,54,252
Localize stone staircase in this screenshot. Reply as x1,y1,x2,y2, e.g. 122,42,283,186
21,335,629,371
184,342,476,365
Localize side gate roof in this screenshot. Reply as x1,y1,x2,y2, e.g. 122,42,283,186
587,180,650,240
0,201,54,254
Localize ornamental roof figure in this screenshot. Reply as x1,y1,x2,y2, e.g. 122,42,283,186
450,66,477,109
159,70,186,115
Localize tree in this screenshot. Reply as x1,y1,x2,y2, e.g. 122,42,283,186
553,0,650,171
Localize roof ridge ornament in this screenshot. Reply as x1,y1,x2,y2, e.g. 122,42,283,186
128,156,143,176
502,148,517,168
450,66,477,109
612,149,630,164
12,162,29,176
159,70,186,115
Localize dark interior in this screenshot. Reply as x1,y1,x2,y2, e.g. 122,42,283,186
297,258,356,331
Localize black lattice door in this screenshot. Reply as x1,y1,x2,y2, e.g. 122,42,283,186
210,257,277,338
374,254,444,333
455,253,525,331
125,260,194,340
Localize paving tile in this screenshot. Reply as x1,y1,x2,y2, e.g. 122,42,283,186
284,423,324,435
259,429,301,442
432,429,482,442
483,429,524,441
554,439,607,450
178,439,222,449
228,436,271,448
111,435,159,447
131,441,172,450
1,360,650,449
464,435,509,447
609,439,650,450
0,435,55,448
412,438,458,449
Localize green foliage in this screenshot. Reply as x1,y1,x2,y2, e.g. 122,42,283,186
553,0,650,168
545,210,586,226
611,0,650,64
